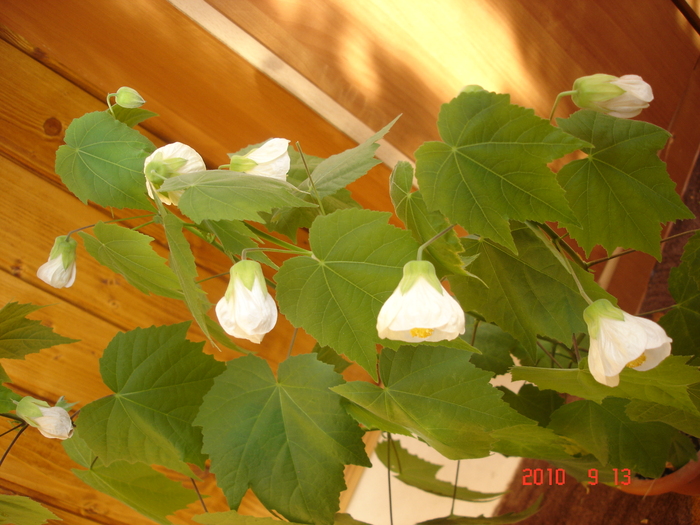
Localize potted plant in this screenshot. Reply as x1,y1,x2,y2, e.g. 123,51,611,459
2,74,699,525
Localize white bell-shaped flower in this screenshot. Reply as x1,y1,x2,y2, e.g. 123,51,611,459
15,396,74,440
377,260,465,343
37,235,77,288
228,138,290,180
584,299,672,387
572,74,653,118
216,260,278,344
144,142,205,205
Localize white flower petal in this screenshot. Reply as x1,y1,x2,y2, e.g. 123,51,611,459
245,138,290,180
37,256,76,288
34,406,74,440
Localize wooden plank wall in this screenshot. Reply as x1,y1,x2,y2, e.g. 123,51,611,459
0,0,699,523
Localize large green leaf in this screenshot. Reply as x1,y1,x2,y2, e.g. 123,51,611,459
64,432,197,525
417,496,542,525
276,209,418,378
163,212,215,344
80,221,182,299
449,225,612,361
660,232,700,362
548,398,679,478
0,302,78,360
195,354,370,525
333,346,543,460
298,117,399,198
512,356,700,415
557,110,692,258
55,111,154,209
159,170,315,223
0,495,59,525
390,161,466,277
77,323,225,475
0,385,20,411
415,90,585,251
467,316,521,376
375,439,503,501
625,398,700,438
498,383,564,428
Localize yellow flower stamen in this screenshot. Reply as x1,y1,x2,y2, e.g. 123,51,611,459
410,328,434,338
626,354,647,368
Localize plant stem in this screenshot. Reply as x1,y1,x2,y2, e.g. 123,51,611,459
572,334,580,363
0,423,27,469
586,228,700,268
450,460,461,516
537,341,563,369
196,272,229,284
191,478,208,513
0,424,23,439
417,224,456,261
296,142,326,216
286,328,298,359
548,90,577,122
536,223,587,270
65,214,156,240
638,304,676,317
470,319,480,347
241,247,310,261
387,433,394,525
244,223,314,254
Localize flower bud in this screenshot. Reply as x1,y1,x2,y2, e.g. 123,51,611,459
377,260,465,342
571,74,653,118
115,86,146,109
15,396,74,440
227,138,290,180
144,142,206,205
37,235,77,288
216,260,278,343
584,299,672,387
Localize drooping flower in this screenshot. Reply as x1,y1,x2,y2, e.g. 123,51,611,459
216,260,278,343
571,74,653,118
37,235,77,288
15,396,74,440
227,138,290,180
377,260,465,343
114,86,146,109
584,299,672,387
143,142,205,205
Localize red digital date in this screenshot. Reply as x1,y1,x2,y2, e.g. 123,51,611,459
521,467,566,485
587,468,631,485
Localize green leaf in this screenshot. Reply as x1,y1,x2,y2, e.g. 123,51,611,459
195,354,370,525
390,161,466,277
204,220,276,269
0,495,60,525
313,344,352,374
80,222,182,299
660,232,700,362
625,395,700,438
77,323,225,475
375,439,503,501
64,432,197,525
417,495,542,525
333,346,542,460
498,383,564,427
467,316,520,375
0,302,78,360
0,385,20,411
548,398,679,477
276,209,418,379
512,356,700,415
163,212,215,344
205,316,253,355
449,225,613,361
557,110,692,258
55,111,154,209
298,117,399,198
109,106,159,127
415,91,585,251
159,170,315,223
